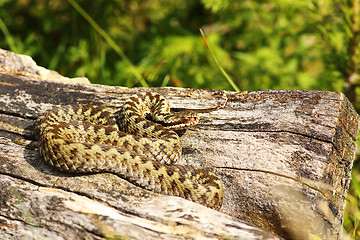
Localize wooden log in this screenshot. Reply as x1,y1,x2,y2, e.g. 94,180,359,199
0,49,358,239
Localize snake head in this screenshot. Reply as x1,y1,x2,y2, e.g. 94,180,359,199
157,110,200,130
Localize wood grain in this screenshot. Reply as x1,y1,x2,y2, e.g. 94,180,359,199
0,71,358,240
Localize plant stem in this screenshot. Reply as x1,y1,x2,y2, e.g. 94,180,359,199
200,28,241,92
0,18,18,52
67,0,149,87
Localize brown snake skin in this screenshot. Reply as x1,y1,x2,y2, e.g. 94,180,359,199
34,92,223,210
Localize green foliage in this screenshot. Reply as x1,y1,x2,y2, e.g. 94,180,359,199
1,0,360,237
344,168,360,239
0,0,354,92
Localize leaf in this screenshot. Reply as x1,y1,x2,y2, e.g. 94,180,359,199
310,234,323,240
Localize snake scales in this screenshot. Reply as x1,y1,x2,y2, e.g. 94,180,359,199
34,92,223,210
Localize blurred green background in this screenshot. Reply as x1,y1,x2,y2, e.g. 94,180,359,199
1,0,360,238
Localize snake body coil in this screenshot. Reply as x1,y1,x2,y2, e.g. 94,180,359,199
34,92,223,210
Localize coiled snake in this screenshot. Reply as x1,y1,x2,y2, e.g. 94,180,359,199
34,92,223,210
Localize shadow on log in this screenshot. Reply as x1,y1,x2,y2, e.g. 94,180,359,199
0,49,359,240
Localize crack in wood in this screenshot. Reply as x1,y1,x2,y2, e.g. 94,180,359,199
217,166,345,200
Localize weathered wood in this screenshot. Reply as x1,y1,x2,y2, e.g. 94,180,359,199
0,49,359,240
0,48,89,84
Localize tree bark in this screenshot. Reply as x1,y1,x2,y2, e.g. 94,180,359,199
0,49,358,240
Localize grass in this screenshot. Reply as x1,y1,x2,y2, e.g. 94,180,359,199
66,0,148,87
344,163,360,239
199,28,241,92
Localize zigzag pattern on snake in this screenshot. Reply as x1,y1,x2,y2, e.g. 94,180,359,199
34,92,223,210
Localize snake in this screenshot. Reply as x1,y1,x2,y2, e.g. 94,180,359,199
34,92,223,210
